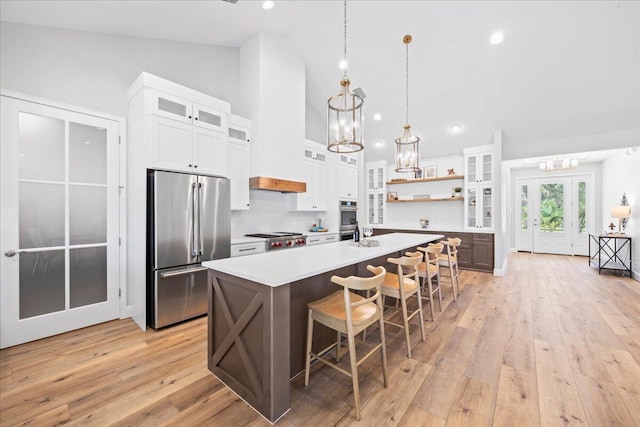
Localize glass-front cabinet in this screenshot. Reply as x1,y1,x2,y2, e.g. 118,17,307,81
465,185,493,230
366,161,386,226
368,192,385,226
464,146,494,231
465,152,493,185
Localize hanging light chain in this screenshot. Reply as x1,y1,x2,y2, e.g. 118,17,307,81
405,40,409,126
343,0,348,75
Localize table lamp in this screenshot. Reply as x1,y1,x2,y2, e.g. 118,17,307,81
611,205,631,234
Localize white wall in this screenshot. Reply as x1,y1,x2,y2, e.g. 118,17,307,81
601,147,640,279
383,154,465,231
0,22,240,117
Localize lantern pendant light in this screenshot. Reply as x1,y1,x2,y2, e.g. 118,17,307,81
327,0,364,153
395,35,420,173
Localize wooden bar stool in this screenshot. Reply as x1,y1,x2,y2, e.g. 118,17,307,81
411,242,444,321
304,265,388,421
436,238,461,301
381,253,426,358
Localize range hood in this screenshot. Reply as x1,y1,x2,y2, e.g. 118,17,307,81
249,177,306,193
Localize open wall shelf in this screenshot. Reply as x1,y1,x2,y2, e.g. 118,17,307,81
387,196,464,203
386,175,464,185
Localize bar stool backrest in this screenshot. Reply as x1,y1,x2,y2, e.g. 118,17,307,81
331,265,387,315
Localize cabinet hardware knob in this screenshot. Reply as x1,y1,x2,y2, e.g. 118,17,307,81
195,117,198,120
194,165,198,168
188,164,192,167
188,115,192,119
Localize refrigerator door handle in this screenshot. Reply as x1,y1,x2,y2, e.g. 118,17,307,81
198,182,204,256
191,182,198,256
160,266,209,278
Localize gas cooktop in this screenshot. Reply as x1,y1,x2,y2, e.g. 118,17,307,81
245,232,306,250
245,232,303,238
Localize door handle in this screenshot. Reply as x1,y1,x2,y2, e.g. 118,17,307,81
191,182,198,256
160,266,208,279
4,250,22,257
198,182,204,256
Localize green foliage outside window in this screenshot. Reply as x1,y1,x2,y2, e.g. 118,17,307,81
540,183,564,232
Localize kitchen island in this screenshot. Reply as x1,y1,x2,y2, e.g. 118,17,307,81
203,232,443,422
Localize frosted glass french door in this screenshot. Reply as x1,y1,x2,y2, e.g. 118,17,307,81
1,96,120,348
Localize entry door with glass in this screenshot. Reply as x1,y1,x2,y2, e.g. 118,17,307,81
1,96,121,349
516,175,592,256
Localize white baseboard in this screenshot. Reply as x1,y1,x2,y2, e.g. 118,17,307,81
510,247,517,253
493,258,508,276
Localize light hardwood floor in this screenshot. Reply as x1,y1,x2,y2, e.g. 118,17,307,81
1,253,639,426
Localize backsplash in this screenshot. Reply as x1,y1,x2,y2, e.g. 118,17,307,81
231,190,331,237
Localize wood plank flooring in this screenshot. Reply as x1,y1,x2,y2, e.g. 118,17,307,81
1,253,639,426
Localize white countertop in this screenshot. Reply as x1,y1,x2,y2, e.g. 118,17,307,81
374,225,494,234
306,230,338,235
204,232,443,287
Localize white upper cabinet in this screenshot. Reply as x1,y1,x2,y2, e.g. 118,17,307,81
338,153,359,200
227,115,251,211
150,115,225,175
465,152,493,185
152,91,226,133
289,142,328,211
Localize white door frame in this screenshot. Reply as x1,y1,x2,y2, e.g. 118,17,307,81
0,90,127,345
515,172,594,255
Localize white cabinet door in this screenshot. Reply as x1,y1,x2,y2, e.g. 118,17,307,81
151,115,193,172
338,166,358,200
193,127,226,176
152,91,192,124
291,145,328,211
465,185,493,230
367,162,386,191
315,161,328,210
193,103,225,132
228,140,250,210
297,158,317,210
465,152,493,185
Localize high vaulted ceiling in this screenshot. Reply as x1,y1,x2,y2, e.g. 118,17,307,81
2,0,639,164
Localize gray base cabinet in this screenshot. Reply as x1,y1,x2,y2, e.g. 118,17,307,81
375,229,494,272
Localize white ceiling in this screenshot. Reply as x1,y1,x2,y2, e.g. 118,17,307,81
2,0,639,165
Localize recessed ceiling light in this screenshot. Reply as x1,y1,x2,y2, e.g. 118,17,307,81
373,113,382,121
375,141,385,148
449,125,463,134
262,1,274,10
490,31,504,45
84,140,91,144
338,59,348,70
18,153,25,157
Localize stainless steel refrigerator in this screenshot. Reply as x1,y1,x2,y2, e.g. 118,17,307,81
147,170,230,328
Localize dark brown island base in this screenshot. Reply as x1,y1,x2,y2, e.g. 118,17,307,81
203,232,443,422
374,228,495,272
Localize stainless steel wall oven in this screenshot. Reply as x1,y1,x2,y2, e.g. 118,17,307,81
339,200,358,240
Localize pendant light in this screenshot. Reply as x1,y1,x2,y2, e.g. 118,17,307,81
395,35,420,173
327,0,364,153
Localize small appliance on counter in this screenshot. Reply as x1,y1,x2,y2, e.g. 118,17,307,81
147,170,230,329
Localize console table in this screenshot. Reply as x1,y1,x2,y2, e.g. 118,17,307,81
589,234,632,277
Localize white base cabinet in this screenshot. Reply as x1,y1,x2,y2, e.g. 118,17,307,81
306,233,338,246
231,241,266,257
